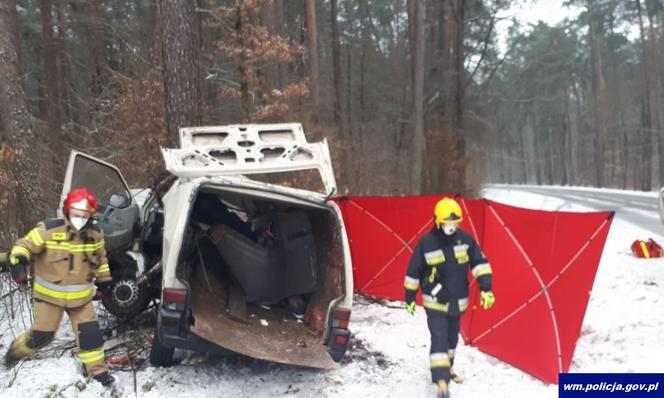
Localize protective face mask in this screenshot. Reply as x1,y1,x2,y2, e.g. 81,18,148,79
442,223,457,236
70,216,89,231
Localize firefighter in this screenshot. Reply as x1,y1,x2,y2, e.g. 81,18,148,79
4,188,115,386
404,197,495,398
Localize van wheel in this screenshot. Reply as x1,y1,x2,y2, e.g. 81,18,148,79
149,333,175,367
101,276,150,318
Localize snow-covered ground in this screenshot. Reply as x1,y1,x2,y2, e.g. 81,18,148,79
1,187,663,398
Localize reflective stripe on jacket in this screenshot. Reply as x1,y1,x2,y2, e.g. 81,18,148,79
9,218,112,307
404,228,493,315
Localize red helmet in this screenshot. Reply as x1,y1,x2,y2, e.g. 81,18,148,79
63,188,97,216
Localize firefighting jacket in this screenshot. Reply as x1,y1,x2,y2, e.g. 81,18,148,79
9,218,112,308
404,228,493,316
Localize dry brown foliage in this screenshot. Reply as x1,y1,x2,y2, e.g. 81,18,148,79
107,71,167,187
215,0,308,122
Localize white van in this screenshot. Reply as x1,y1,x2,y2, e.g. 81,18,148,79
60,123,354,369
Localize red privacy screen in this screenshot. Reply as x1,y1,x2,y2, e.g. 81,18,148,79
335,195,613,384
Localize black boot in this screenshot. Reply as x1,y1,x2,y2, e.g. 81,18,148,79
4,350,20,369
93,372,116,386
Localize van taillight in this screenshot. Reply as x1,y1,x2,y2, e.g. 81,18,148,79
335,334,348,345
163,288,187,311
332,308,351,329
328,327,350,362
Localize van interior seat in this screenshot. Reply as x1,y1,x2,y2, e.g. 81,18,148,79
204,210,318,305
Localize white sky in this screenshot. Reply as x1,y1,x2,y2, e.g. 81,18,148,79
495,0,584,54
498,0,582,27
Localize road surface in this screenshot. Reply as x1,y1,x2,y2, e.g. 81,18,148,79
484,185,663,236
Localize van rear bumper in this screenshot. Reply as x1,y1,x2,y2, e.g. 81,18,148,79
157,307,229,354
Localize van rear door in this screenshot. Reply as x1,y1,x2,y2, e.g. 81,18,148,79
161,123,337,197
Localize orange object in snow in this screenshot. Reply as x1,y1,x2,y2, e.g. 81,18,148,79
630,239,663,258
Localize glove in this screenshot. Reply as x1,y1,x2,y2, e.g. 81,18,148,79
95,281,112,298
480,291,495,310
9,255,28,285
406,301,416,316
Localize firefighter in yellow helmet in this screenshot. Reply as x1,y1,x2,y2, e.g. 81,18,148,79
404,197,495,398
4,188,115,386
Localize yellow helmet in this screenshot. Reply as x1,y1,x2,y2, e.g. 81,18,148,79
434,197,463,227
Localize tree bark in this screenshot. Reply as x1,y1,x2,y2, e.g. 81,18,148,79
645,4,662,188
160,0,202,147
274,0,285,89
453,0,466,190
87,0,106,98
409,0,425,194
0,0,48,229
305,0,319,119
441,0,466,190
636,0,653,189
262,0,279,92
53,1,67,125
588,0,608,187
406,0,416,91
234,2,253,121
40,0,63,157
330,0,342,132
607,8,628,188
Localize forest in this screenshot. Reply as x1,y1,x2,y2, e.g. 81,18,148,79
1,0,663,241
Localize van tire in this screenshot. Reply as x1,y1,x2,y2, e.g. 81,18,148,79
101,275,150,318
149,333,175,367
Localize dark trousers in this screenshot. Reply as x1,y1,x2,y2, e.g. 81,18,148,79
426,309,461,383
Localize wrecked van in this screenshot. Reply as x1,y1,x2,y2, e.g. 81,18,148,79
60,123,353,369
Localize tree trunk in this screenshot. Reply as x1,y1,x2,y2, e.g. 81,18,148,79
87,0,106,98
262,0,279,92
636,0,653,189
305,0,319,119
346,49,353,140
561,87,570,185
274,0,285,89
160,0,202,147
588,0,608,187
409,0,425,194
40,0,63,157
406,0,416,91
645,4,662,188
441,0,466,190
0,0,48,229
70,0,107,133
607,8,629,188
330,0,342,131
235,3,253,121
453,0,466,191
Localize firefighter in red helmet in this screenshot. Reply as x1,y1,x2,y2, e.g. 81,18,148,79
404,198,495,398
4,188,115,386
